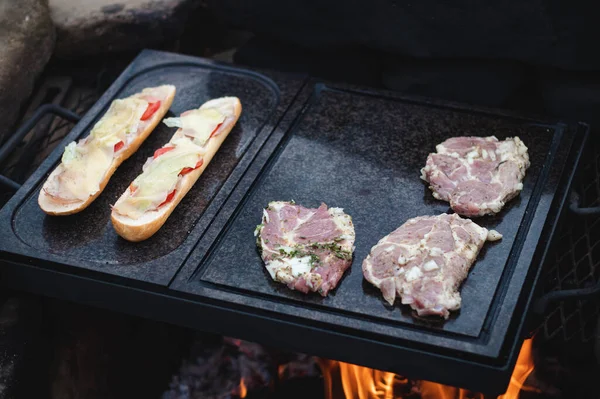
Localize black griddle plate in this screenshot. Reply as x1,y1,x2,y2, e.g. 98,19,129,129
0,51,588,395
0,51,304,285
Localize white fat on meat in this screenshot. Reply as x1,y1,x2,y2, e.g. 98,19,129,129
256,201,355,296
420,136,530,217
362,213,500,319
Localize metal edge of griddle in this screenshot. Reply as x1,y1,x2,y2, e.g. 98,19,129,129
522,122,592,330
0,50,306,287
489,121,590,386
0,258,517,395
167,82,588,366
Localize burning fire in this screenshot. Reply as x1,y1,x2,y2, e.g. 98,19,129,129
319,338,536,399
498,338,539,398
318,358,401,399
238,379,247,398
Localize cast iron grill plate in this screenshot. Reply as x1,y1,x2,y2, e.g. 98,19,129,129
182,86,553,340
0,51,588,395
0,51,304,285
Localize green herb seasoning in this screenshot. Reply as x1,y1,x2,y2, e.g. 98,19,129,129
309,254,320,268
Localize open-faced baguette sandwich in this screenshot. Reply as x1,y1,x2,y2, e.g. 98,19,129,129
110,97,242,242
38,85,177,215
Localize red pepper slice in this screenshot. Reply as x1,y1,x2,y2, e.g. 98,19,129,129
114,141,124,152
179,159,204,176
140,101,161,121
159,190,176,207
153,146,175,159
210,123,223,138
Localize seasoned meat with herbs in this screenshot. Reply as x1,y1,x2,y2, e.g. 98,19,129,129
255,201,355,296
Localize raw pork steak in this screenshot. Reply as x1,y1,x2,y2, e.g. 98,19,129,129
362,213,501,319
255,201,355,296
421,136,530,217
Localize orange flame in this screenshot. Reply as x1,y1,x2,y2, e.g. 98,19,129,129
278,364,286,380
239,379,247,398
318,358,399,399
498,338,539,399
339,362,396,399
319,338,535,399
418,381,479,399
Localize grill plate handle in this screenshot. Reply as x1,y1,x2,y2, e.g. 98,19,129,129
533,280,600,315
569,190,600,216
0,104,80,191
535,171,600,314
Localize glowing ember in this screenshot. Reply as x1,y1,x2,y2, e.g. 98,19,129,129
163,335,273,399
318,338,536,399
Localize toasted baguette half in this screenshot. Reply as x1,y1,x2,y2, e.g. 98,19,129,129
111,97,242,242
38,85,176,216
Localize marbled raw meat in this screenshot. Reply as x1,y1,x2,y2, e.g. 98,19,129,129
421,136,530,216
362,213,501,319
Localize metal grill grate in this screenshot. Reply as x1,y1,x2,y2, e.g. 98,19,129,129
31,89,99,166
0,81,101,209
0,54,135,205
540,139,600,343
5,89,99,178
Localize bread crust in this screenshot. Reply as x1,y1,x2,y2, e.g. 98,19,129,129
111,97,242,242
38,86,176,216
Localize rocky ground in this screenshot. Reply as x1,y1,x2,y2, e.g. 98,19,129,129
49,0,200,58
0,0,55,146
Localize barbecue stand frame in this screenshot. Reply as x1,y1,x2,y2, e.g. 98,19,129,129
0,50,591,396
532,190,600,315
0,104,81,191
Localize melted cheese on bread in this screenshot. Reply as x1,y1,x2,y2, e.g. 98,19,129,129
111,101,236,220
110,96,241,241
163,108,225,146
57,141,114,200
112,137,205,218
48,96,150,201
90,98,148,147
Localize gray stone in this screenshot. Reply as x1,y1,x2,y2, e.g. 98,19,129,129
0,0,55,146
50,0,200,58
